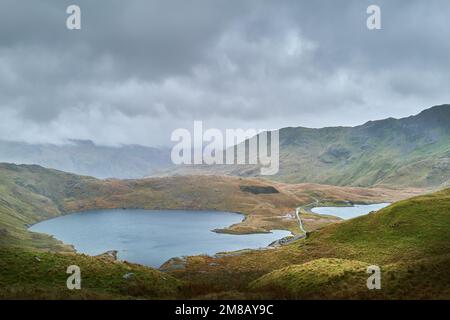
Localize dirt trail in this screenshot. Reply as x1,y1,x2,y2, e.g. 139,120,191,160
295,197,319,235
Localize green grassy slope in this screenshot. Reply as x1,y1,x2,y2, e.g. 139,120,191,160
172,188,450,299
250,255,450,299
251,188,450,298
274,105,450,187
0,163,96,250
304,188,450,263
0,248,181,299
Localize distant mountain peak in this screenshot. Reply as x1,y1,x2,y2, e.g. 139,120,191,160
68,139,96,146
416,104,450,118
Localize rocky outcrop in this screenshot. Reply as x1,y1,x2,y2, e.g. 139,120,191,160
95,250,118,262
269,234,307,247
159,257,187,272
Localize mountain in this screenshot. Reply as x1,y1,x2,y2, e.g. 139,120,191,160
169,105,450,188
0,139,171,179
1,105,448,187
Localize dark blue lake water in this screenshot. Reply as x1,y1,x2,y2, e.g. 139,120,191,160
29,209,291,267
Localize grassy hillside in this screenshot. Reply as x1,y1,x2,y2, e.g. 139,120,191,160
169,188,450,299
0,163,446,299
167,105,450,188
249,255,450,299
0,248,181,299
275,105,450,187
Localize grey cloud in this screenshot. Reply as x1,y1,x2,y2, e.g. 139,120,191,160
0,0,449,146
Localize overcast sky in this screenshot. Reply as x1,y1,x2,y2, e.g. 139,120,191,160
0,0,449,146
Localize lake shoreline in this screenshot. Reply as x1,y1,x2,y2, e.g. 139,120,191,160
29,209,292,268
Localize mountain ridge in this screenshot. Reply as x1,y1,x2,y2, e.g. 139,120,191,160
0,105,448,187
0,139,171,179
168,104,450,188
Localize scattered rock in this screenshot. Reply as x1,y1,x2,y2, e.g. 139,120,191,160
123,272,135,280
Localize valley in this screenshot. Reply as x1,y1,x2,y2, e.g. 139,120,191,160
0,162,444,299
0,105,448,300
0,163,424,250
2,0,450,305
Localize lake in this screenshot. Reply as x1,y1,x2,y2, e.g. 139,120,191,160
311,203,390,220
29,209,291,267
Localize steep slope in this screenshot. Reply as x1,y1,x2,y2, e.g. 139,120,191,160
248,188,450,299
275,104,450,187
167,105,450,188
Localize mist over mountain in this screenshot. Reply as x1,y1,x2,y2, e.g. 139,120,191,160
169,105,450,188
0,139,171,179
0,105,448,186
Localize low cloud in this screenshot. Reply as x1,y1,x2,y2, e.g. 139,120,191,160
0,0,449,146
